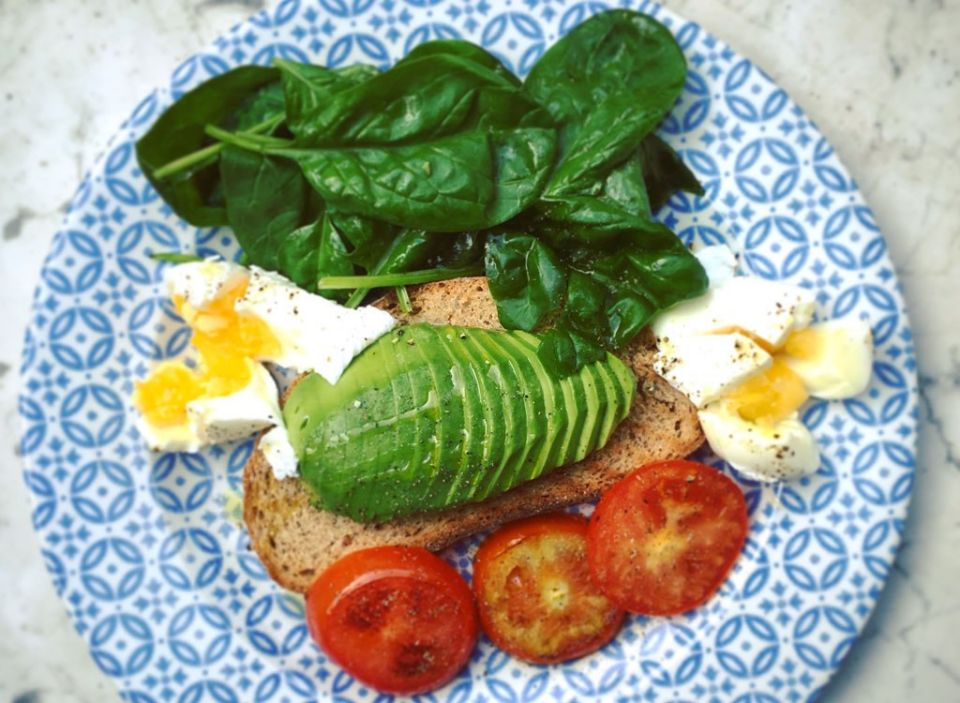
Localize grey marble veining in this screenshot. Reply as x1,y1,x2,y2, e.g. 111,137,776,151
0,0,957,701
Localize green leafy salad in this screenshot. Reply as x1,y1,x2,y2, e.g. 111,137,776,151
137,9,708,376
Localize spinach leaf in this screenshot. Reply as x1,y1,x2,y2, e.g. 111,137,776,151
639,134,704,210
602,154,653,219
397,40,520,86
533,157,660,246
525,10,687,200
276,216,355,301
327,211,398,271
429,231,486,269
227,81,286,132
256,54,557,230
276,61,380,143
268,120,555,232
484,234,567,331
485,226,707,375
542,102,664,198
136,66,280,226
342,227,464,307
285,55,519,145
219,145,359,299
219,145,319,277
538,325,606,377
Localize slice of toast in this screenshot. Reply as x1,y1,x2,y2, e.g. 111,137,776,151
243,278,703,593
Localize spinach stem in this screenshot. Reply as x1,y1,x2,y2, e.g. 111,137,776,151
318,264,483,290
395,286,413,313
152,113,285,179
205,124,291,151
150,251,203,264
344,288,367,309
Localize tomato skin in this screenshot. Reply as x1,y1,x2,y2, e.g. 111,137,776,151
587,460,748,616
473,513,625,664
306,546,478,695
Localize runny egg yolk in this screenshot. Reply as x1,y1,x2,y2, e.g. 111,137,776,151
726,357,808,426
782,326,820,360
132,363,204,427
134,275,280,428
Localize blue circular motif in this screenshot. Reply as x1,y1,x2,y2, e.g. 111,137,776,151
715,615,780,678
70,460,136,523
784,528,849,592
59,384,125,447
19,396,47,455
159,528,223,590
24,471,56,529
734,138,801,203
151,453,214,514
245,593,309,656
168,604,233,666
50,307,115,370
793,606,858,670
17,2,918,702
117,221,180,284
41,230,103,294
128,297,192,361
80,537,146,601
743,216,809,280
90,614,155,677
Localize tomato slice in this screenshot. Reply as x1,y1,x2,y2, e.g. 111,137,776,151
306,546,478,695
587,460,748,616
473,513,625,664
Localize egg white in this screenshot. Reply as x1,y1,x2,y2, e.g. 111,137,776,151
654,277,816,349
187,360,282,445
783,318,873,400
698,401,820,481
654,332,771,408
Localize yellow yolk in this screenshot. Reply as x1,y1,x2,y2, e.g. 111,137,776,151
726,357,809,426
783,327,820,360
712,326,777,354
134,275,280,428
133,362,204,427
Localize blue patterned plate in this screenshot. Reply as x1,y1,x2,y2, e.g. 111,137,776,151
19,1,918,701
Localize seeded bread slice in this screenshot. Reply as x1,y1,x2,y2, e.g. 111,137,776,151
243,278,703,593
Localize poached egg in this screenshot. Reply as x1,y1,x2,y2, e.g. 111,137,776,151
133,259,396,479
653,245,873,482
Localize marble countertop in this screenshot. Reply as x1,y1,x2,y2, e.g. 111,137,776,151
1,0,957,700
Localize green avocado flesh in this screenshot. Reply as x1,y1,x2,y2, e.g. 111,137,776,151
283,324,636,523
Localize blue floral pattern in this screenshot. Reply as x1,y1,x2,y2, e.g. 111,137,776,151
18,1,917,701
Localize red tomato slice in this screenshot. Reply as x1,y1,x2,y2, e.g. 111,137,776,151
587,460,748,616
306,546,478,695
473,513,625,664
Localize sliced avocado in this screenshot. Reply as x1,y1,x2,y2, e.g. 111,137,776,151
472,330,540,499
433,326,491,504
284,324,635,523
499,331,564,483
571,362,605,463
590,359,622,450
408,326,456,496
469,333,524,501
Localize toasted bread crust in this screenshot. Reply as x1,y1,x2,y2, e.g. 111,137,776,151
243,278,702,592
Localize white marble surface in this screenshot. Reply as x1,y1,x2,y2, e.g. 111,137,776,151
0,0,957,700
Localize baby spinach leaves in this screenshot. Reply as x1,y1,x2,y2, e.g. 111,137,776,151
265,54,557,230
137,9,709,375
136,66,281,226
479,9,708,373
484,234,566,331
485,227,708,375
638,134,705,210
